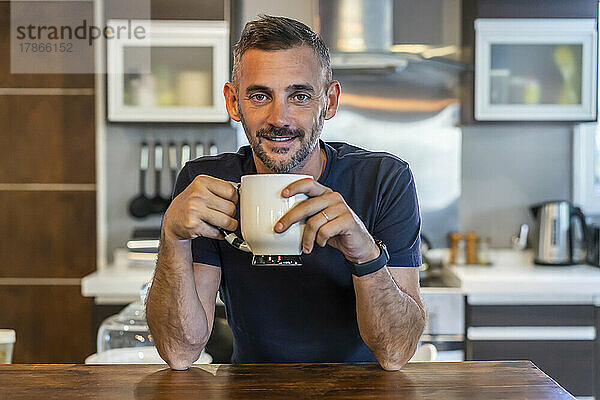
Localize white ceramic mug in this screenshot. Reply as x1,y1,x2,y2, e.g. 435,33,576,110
220,174,310,266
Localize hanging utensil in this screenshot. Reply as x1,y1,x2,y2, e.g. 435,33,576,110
181,143,191,170
150,143,170,214
167,142,178,205
128,141,152,219
195,141,205,158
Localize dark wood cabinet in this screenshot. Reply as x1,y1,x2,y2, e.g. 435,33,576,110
0,1,96,363
0,95,95,184
0,191,96,278
466,303,597,397
0,285,93,363
0,1,95,89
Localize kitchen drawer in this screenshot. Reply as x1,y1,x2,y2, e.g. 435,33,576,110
467,339,594,396
468,304,595,327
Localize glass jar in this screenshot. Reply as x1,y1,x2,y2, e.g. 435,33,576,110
97,283,153,353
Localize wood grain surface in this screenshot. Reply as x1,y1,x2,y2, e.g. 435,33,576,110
0,95,95,184
0,1,95,88
0,190,96,278
0,361,575,399
0,285,93,363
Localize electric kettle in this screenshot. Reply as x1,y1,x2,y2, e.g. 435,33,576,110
530,200,588,265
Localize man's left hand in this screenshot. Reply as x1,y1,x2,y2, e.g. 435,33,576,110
274,178,380,264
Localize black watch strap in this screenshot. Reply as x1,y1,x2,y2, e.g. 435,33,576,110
345,239,390,277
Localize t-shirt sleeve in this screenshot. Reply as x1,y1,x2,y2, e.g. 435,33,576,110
372,164,422,267
171,163,223,268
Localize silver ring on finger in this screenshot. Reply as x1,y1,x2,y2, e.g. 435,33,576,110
321,210,330,222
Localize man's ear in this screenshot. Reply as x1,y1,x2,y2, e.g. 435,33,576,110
324,80,341,120
224,82,241,122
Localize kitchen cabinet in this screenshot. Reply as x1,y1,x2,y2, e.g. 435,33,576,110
450,250,600,397
0,285,93,363
0,1,97,363
465,303,597,397
0,95,95,183
106,20,229,122
0,2,94,88
474,19,597,121
0,191,95,278
420,289,465,361
573,123,600,216
460,0,599,124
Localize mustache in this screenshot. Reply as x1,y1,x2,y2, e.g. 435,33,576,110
257,126,304,138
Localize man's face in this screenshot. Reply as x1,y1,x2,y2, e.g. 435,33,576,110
234,46,329,173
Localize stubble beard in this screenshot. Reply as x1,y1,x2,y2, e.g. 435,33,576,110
240,107,327,174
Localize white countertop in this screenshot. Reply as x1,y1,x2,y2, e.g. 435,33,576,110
448,249,600,304
82,248,600,304
81,249,155,304
82,266,154,303
450,249,600,292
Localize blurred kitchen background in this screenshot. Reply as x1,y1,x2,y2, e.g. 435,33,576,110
1,0,600,398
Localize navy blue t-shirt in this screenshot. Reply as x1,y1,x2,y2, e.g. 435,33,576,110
172,140,422,363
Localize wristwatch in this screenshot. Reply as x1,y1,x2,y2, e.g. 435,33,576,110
345,239,390,277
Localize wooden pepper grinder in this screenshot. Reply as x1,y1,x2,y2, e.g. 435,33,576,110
465,231,479,265
448,232,463,264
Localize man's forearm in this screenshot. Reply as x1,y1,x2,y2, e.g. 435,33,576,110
353,267,426,370
146,230,209,370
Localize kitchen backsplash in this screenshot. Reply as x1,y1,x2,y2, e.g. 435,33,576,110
459,123,573,248
105,123,237,263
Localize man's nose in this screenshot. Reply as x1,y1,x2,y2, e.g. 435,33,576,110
265,98,290,128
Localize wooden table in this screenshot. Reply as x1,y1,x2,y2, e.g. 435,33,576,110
0,361,574,399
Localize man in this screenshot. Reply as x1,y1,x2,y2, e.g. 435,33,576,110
146,15,426,371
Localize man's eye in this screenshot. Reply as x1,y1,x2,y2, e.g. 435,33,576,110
293,93,310,102
250,93,268,102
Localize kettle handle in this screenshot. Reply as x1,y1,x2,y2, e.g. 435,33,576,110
570,206,588,263
219,182,252,253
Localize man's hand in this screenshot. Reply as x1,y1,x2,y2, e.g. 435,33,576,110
275,178,379,264
163,175,239,241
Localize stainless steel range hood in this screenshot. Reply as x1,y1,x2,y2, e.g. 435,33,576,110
317,0,467,71
318,0,393,53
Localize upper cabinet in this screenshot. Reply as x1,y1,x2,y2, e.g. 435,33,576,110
107,20,229,122
474,19,597,121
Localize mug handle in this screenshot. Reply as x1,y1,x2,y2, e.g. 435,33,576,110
218,182,252,253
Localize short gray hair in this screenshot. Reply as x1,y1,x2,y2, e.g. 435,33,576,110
232,15,332,90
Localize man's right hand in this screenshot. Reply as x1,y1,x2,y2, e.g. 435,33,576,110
162,175,239,241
